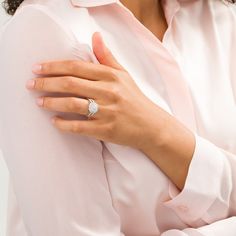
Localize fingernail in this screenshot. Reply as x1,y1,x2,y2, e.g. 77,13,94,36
97,32,106,51
36,97,44,106
26,79,35,89
32,64,42,73
51,117,56,124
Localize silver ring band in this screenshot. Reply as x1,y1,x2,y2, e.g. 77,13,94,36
87,98,99,118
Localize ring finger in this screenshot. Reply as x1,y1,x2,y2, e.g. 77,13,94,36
37,96,101,117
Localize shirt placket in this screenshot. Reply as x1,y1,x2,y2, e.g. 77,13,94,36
117,0,197,133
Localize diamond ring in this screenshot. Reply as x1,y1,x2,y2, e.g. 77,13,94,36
87,98,99,118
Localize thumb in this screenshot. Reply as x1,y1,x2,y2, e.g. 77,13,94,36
92,32,124,70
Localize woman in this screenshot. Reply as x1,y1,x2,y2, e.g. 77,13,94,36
0,0,236,235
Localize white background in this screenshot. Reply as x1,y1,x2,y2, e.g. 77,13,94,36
0,3,10,236
0,2,235,236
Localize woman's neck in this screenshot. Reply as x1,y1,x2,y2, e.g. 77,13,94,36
120,0,160,23
120,0,168,41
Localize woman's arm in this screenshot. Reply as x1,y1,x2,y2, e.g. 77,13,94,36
26,33,236,229
144,129,236,227
0,5,124,236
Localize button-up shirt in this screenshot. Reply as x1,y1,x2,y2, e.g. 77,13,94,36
0,0,236,235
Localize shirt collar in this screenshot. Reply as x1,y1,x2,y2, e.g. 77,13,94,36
70,0,118,7
69,0,192,27
70,0,194,8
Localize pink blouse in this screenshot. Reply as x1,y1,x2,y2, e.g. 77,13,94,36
0,0,236,235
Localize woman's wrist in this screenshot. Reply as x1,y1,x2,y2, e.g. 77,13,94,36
139,112,196,190
137,106,175,153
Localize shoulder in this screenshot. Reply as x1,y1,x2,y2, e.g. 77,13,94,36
0,2,74,43
0,1,97,79
1,0,95,46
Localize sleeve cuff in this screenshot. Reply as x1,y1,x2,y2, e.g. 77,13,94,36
163,133,225,225
161,229,204,236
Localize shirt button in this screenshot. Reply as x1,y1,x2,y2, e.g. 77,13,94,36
177,205,189,213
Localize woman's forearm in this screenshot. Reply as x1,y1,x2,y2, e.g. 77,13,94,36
140,113,196,190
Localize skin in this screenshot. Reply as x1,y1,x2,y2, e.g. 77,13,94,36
121,0,168,41
26,0,196,190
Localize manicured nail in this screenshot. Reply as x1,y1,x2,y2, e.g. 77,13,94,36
32,64,42,73
36,97,44,106
26,79,35,89
51,117,56,124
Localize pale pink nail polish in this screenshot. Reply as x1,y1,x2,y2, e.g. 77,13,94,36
51,117,56,124
26,79,35,89
32,64,42,73
36,97,44,106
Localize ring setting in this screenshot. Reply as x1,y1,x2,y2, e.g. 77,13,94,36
87,98,99,118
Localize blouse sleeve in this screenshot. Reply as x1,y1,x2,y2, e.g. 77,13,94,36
0,5,123,236
164,133,236,227
161,217,236,236
162,4,236,230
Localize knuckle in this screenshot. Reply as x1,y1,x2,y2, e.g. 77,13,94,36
71,123,80,133
109,84,118,94
105,123,116,139
36,78,46,90
108,85,121,102
42,63,52,73
67,98,80,112
63,76,77,90
109,106,119,118
68,60,80,71
109,69,120,81
106,105,119,119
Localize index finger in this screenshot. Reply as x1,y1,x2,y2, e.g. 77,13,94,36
32,60,117,81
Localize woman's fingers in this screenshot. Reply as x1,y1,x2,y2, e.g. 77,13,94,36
51,116,102,136
37,97,93,116
32,60,119,82
92,32,125,70
27,76,103,99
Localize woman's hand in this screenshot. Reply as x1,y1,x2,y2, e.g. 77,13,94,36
26,32,196,190
26,32,169,150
